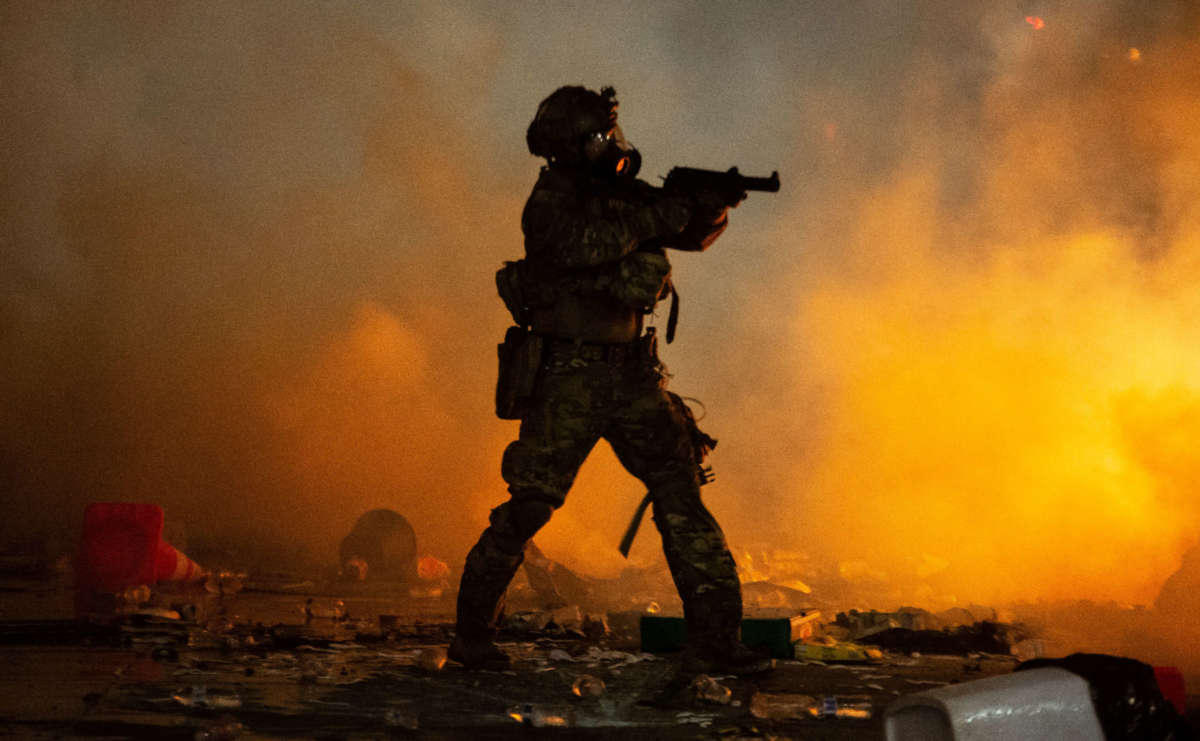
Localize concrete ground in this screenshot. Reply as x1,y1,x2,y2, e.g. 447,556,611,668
0,577,1195,740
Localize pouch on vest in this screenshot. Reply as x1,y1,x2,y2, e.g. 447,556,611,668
495,326,544,420
496,260,531,327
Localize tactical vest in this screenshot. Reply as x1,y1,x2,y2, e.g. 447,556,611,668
496,257,679,342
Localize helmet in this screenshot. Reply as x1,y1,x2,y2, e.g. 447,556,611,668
527,85,640,178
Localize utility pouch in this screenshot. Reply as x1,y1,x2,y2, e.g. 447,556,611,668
495,326,544,420
496,260,531,327
669,392,718,461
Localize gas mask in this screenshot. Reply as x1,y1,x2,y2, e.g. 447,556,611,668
582,124,641,179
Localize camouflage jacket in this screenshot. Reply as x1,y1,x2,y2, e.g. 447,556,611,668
520,166,727,342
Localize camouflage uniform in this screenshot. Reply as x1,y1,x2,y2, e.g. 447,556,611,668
455,171,746,655
453,86,765,674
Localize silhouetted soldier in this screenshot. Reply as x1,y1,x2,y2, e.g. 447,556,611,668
451,86,769,675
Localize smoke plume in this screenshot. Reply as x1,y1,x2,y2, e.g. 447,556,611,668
3,2,1200,674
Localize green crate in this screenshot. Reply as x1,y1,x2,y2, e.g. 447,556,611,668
639,615,689,653
640,610,820,659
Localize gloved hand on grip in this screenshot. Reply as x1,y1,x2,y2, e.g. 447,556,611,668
689,188,732,228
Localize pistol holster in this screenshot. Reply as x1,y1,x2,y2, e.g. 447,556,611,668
495,326,544,420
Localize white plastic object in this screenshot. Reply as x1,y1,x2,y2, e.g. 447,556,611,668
884,667,1104,741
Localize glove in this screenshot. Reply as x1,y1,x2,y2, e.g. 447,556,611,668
689,189,732,226
611,250,671,309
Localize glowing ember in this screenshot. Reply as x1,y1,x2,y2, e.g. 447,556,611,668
1128,47,1142,62
1025,15,1045,30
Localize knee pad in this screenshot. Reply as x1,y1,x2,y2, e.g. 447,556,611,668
488,497,556,554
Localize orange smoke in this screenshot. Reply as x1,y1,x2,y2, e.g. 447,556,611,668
762,29,1200,609
796,217,1200,606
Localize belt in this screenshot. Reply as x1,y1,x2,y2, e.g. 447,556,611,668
542,336,642,364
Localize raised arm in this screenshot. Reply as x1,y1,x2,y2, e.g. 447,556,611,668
522,175,690,269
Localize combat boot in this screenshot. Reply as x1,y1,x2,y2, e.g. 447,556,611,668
450,531,525,671
680,640,774,676
448,635,511,671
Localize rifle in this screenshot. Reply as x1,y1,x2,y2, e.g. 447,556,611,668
662,166,780,207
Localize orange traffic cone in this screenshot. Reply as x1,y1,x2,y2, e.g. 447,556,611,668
76,502,206,592
153,538,205,583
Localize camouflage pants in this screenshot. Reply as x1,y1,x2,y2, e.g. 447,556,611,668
456,337,743,647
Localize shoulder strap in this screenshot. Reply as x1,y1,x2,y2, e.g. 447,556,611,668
666,281,680,343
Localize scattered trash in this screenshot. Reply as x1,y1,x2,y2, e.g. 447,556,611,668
749,691,819,720
794,641,881,662
836,606,1003,637
673,710,719,725
571,674,606,698
750,691,871,720
118,584,152,609
582,613,610,639
856,621,1018,656
172,685,242,709
641,612,818,657
505,610,550,632
416,646,447,671
1010,637,1045,661
507,703,576,727
816,694,873,719
204,571,245,597
126,606,182,621
578,645,656,665
690,674,732,705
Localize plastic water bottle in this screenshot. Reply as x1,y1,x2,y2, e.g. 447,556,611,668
818,694,873,719
749,692,872,720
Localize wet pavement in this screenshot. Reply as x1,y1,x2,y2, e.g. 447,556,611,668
0,577,1195,740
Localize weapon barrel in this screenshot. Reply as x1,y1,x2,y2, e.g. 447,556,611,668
740,170,780,193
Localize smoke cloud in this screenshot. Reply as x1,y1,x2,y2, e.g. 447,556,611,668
3,0,1200,671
